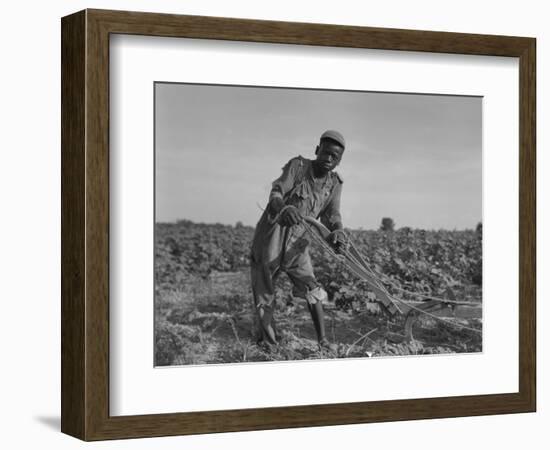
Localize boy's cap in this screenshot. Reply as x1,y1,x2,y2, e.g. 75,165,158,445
320,130,345,149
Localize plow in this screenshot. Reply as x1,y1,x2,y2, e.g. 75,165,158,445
302,216,482,342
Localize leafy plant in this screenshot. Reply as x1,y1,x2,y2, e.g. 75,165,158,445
154,219,482,364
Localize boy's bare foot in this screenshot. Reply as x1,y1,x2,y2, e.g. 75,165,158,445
256,338,278,353
318,338,336,353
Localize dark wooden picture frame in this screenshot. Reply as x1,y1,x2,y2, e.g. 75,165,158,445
61,9,536,441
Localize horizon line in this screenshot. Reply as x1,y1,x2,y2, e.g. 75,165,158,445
155,218,482,232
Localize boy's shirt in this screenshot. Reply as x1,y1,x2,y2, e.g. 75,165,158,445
250,156,343,268
269,155,343,230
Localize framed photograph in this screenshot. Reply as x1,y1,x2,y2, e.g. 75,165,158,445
61,9,536,440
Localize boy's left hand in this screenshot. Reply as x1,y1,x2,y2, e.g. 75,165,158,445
328,229,348,252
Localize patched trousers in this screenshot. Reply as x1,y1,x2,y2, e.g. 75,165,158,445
250,221,323,345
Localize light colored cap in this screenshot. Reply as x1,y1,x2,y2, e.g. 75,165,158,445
320,130,345,149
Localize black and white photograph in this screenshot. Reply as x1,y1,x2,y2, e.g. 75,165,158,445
154,82,483,366
3,0,543,447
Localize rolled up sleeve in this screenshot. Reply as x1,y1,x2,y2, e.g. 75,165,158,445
269,158,300,202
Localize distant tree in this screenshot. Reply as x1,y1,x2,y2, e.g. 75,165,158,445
399,226,412,235
380,217,395,232
476,222,482,235
235,221,244,229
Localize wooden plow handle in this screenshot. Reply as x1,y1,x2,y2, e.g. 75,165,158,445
302,217,482,342
303,217,401,315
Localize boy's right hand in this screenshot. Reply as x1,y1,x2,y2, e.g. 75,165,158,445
279,205,302,227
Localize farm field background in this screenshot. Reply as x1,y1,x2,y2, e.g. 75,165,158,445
155,220,482,366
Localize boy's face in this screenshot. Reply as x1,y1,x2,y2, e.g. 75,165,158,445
315,139,344,171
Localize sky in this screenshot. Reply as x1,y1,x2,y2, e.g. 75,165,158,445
155,82,482,230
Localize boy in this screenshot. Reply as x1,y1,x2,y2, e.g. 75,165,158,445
250,130,348,350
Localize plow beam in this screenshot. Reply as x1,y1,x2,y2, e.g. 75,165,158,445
402,300,482,342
